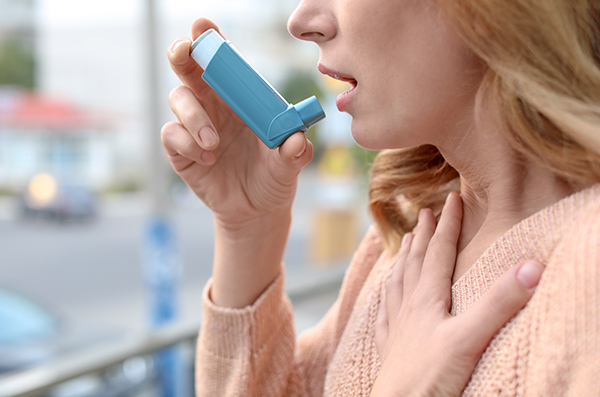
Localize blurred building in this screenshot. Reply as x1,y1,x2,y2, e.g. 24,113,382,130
0,88,114,191
33,0,321,196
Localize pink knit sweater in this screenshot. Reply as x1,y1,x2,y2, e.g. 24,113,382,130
196,184,600,396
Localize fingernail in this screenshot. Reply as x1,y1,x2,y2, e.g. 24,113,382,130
199,127,217,147
446,192,457,204
170,39,187,55
516,261,544,290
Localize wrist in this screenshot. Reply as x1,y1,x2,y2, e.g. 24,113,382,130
214,209,292,240
210,209,292,308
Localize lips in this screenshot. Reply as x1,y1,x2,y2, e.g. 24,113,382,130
318,64,358,112
318,64,357,86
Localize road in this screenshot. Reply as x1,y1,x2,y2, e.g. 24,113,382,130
0,171,369,336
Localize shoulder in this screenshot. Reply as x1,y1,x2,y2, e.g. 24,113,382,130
331,225,385,331
559,185,600,254
343,225,385,289
545,185,600,290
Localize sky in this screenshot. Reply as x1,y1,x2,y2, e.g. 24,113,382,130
37,0,294,29
38,0,141,27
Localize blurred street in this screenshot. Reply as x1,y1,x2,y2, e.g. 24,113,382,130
0,169,368,337
0,0,368,393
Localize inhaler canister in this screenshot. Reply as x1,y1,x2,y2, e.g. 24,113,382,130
191,29,326,149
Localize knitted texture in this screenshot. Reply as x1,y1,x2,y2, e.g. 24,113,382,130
196,184,600,396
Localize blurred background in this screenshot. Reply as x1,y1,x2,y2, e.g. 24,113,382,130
0,0,377,395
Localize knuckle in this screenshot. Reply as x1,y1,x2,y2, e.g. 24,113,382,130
160,122,178,144
426,235,443,254
406,245,426,264
169,85,187,102
183,138,199,154
182,107,204,127
428,232,453,251
411,286,437,307
486,286,518,319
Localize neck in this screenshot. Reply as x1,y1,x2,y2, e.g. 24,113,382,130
437,99,577,281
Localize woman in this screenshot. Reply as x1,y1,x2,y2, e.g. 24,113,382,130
162,0,600,394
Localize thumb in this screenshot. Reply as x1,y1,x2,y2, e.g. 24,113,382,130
276,132,314,174
458,260,544,353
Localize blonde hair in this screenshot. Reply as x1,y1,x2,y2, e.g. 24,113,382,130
369,0,600,251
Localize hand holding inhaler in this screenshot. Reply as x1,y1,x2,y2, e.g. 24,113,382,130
191,29,326,148
164,21,317,307
163,22,319,226
162,19,322,227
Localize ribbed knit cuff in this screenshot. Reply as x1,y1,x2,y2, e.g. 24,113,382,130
199,270,293,359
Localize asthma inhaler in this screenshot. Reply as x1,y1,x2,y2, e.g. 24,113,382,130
190,29,326,149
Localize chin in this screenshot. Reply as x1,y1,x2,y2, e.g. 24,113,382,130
350,120,381,150
350,120,408,151
351,131,378,150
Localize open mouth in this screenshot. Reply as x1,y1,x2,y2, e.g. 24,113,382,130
318,64,358,88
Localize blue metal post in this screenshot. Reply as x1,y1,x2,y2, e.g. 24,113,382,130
143,217,184,397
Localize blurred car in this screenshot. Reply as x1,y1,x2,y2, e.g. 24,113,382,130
0,287,59,372
19,173,98,222
0,287,157,396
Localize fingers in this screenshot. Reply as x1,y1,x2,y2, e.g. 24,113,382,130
161,121,215,167
169,38,193,68
386,232,413,319
168,19,220,91
169,85,220,152
402,208,436,302
376,232,413,360
419,193,463,299
191,18,222,41
457,260,544,354
168,37,201,91
375,287,389,360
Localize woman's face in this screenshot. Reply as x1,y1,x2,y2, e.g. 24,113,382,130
288,0,486,150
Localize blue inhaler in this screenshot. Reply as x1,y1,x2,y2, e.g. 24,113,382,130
191,29,326,149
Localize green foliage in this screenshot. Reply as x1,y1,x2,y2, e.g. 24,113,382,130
100,179,143,195
0,186,15,196
279,72,324,104
0,38,35,89
279,72,325,157
353,146,379,180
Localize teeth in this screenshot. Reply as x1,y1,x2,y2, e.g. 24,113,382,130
334,74,340,79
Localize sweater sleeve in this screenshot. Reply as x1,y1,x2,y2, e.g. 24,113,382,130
528,204,600,396
195,226,384,397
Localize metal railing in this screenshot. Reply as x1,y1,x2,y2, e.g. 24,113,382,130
0,320,198,397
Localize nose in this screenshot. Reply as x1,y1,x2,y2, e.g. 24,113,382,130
287,0,336,43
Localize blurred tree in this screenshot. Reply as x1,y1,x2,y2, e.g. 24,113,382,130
280,72,324,158
353,146,379,180
0,37,35,89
